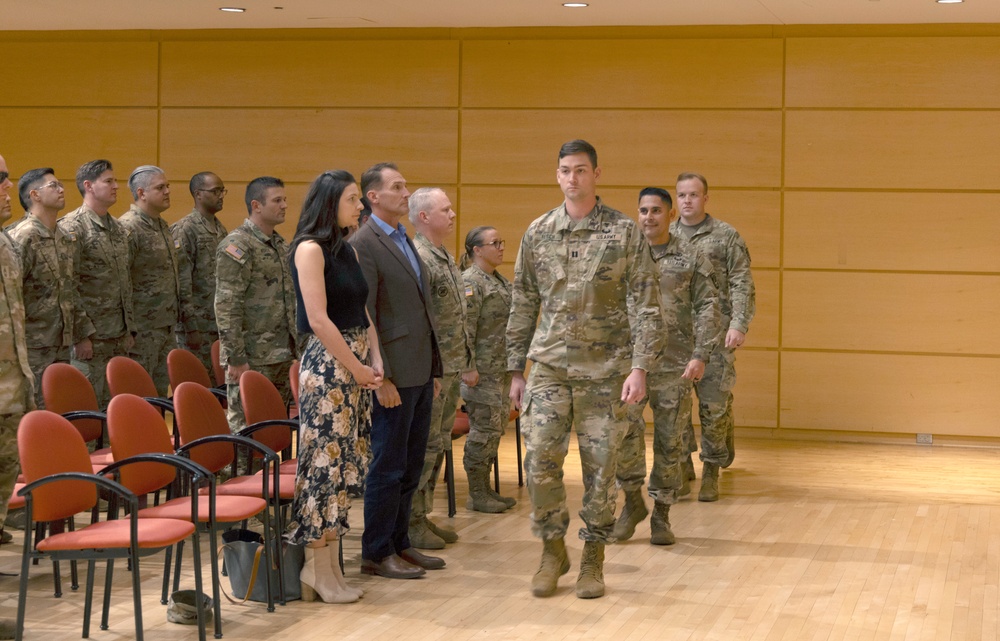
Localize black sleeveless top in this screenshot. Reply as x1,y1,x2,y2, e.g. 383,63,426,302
292,241,370,334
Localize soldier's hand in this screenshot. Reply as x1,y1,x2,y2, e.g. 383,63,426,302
682,359,706,382
226,363,250,385
462,369,480,387
621,368,647,404
74,337,94,361
125,334,136,350
725,329,746,349
185,330,203,350
376,379,402,408
509,372,526,410
433,378,442,399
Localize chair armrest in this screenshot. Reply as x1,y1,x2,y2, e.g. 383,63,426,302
143,396,175,413
61,410,107,422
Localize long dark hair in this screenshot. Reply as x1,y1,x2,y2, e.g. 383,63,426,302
289,170,356,261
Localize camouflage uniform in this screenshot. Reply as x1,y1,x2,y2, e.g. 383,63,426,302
618,235,721,504
215,219,297,432
7,215,94,408
670,215,755,464
120,204,183,396
507,199,663,542
58,205,134,408
461,263,513,494
411,232,470,524
0,232,35,526
171,209,227,375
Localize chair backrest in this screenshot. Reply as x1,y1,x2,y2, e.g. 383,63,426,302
107,356,159,398
17,411,98,522
240,370,293,453
209,340,226,387
173,381,234,473
41,363,103,442
107,394,177,495
167,348,213,391
289,361,300,406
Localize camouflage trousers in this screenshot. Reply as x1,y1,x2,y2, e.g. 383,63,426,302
226,360,294,434
463,393,511,471
72,334,130,410
410,371,460,523
522,362,629,543
27,345,70,409
176,329,219,382
130,326,173,397
684,347,736,465
617,373,693,505
0,413,21,525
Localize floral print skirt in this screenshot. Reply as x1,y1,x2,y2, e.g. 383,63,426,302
286,328,372,543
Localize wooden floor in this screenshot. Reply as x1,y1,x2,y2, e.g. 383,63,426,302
4,432,1000,641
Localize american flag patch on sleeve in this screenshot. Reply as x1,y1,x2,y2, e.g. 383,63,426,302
225,243,244,260
465,286,474,297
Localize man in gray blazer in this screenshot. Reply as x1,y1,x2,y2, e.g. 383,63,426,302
351,162,444,579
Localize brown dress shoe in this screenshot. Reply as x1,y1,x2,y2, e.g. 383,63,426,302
360,554,425,579
399,547,446,570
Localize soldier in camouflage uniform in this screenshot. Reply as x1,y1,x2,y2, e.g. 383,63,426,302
507,140,663,599
120,166,183,396
215,176,297,433
613,188,721,544
172,171,228,375
59,159,134,409
8,168,94,409
0,153,37,554
408,188,469,549
670,172,755,502
460,225,516,513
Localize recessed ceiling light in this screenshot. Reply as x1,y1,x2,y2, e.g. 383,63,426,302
936,0,963,3
563,3,589,7
219,7,246,12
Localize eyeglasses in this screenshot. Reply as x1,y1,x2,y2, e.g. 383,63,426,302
34,181,64,191
198,188,228,197
0,172,8,184
478,240,505,250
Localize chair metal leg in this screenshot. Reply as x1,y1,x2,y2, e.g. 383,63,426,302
444,449,456,517
172,540,184,594
52,559,62,598
161,545,173,605
130,550,144,641
83,559,96,637
515,416,524,487
188,529,208,641
100,558,114,630
206,524,223,639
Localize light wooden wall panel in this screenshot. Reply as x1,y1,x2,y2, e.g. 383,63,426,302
159,108,458,184
0,108,158,187
461,110,782,188
462,39,783,108
732,349,778,429
786,37,1000,108
780,352,1000,437
784,192,1000,272
782,272,1000,355
747,269,778,349
785,111,1000,190
161,41,460,107
0,42,158,107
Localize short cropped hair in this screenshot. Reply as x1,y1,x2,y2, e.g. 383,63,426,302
18,167,55,212
558,139,598,169
244,176,284,214
360,162,399,198
676,172,708,193
407,187,443,225
638,187,673,209
75,159,113,196
128,165,165,199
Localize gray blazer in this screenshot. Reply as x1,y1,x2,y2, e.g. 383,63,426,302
350,216,442,388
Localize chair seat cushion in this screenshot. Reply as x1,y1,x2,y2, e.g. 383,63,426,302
36,518,195,551
253,459,297,474
8,484,26,510
139,495,266,523
89,447,115,466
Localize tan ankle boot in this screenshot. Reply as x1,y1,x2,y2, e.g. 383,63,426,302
531,538,570,597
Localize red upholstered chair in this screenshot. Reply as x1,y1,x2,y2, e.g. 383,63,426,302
287,360,300,419
41,363,112,467
240,370,299,475
106,356,176,446
167,348,226,405
106,393,269,635
15,410,202,641
172,381,291,608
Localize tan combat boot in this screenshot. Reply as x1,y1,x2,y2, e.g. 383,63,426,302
699,462,720,502
611,489,648,540
531,538,570,597
466,468,508,513
575,541,606,599
649,502,675,545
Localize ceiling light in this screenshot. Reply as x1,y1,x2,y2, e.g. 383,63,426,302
935,0,963,3
219,7,246,12
563,3,589,7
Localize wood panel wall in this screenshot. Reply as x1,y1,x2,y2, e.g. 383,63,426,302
1,24,997,440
